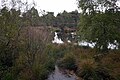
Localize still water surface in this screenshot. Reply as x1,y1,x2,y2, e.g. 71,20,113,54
48,65,76,80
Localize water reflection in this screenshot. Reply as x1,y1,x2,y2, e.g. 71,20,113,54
52,32,118,49
52,32,64,44
48,65,76,80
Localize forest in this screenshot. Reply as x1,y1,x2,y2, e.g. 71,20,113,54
0,0,120,80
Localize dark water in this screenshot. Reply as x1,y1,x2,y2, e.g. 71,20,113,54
48,65,76,80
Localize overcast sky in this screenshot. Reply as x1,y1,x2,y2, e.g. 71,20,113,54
29,0,78,15
0,0,78,16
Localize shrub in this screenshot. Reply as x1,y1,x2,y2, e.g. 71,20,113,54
2,72,14,80
44,57,55,72
32,64,49,80
100,50,120,80
77,59,114,80
77,59,97,79
59,53,77,71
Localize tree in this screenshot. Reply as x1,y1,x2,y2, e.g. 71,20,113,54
0,6,22,80
77,0,120,52
41,12,55,26
22,7,40,26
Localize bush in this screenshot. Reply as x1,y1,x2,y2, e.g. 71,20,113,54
100,50,120,80
45,57,55,72
2,72,14,80
59,53,77,71
77,59,97,80
32,64,49,80
77,59,114,80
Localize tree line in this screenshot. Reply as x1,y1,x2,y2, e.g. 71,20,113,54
22,7,80,28
0,0,80,28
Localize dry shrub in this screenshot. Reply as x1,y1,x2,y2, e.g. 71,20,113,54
72,47,114,80
77,58,97,78
13,26,55,80
78,59,97,71
101,50,120,79
19,67,35,80
72,48,96,65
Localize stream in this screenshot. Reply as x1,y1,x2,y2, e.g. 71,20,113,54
48,65,76,80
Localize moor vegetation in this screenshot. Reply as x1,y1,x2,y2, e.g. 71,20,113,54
0,0,120,80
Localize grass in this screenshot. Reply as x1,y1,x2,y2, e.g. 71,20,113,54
58,45,120,80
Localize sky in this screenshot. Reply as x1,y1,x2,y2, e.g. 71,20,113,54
0,0,78,16
29,0,78,15
0,0,78,14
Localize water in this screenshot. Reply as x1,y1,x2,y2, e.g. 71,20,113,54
52,32,118,49
52,32,64,44
48,65,76,80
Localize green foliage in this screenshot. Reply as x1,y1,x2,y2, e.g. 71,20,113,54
0,6,56,80
21,8,79,27
0,7,21,79
55,10,79,27
2,71,14,80
77,0,120,51
59,53,77,71
32,64,49,80
22,7,40,26
46,44,69,60
41,12,55,26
